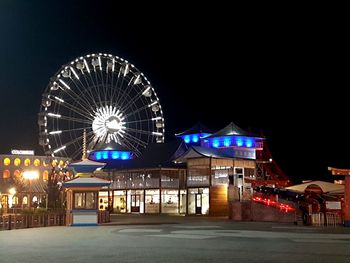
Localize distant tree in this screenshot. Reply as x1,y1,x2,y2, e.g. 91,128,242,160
46,164,70,210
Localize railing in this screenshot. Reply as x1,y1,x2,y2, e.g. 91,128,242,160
310,213,325,227
161,180,179,188
112,179,160,189
308,212,343,227
0,213,66,231
325,212,343,227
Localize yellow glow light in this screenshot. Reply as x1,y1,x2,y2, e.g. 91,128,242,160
3,158,11,166
14,158,21,166
23,170,39,180
9,187,16,195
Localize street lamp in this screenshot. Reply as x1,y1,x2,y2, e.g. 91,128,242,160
23,170,39,209
8,188,16,209
9,188,16,195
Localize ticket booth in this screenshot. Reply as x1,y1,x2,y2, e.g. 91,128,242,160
63,176,110,226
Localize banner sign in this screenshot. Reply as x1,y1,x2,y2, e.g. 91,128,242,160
11,149,35,155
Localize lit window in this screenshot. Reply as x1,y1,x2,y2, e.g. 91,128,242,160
3,170,10,179
23,196,28,205
74,192,97,209
43,170,49,181
14,158,21,166
14,170,21,178
24,159,31,166
12,196,18,205
3,158,11,166
59,160,64,167
34,159,40,166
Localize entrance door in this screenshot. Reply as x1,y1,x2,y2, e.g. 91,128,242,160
131,194,140,212
195,194,202,214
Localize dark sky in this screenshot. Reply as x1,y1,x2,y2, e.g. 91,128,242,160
0,1,347,183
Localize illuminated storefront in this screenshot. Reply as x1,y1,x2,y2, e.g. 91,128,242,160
97,122,262,216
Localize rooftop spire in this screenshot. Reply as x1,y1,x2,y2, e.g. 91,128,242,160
82,129,87,160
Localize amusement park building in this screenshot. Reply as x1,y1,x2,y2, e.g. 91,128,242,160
93,122,285,216
0,150,70,210
0,122,287,216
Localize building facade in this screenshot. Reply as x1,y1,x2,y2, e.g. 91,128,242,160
0,150,70,210
95,122,266,216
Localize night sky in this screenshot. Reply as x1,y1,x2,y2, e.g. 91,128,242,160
0,2,347,183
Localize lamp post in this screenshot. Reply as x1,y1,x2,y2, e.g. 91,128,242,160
8,188,16,212
23,171,39,209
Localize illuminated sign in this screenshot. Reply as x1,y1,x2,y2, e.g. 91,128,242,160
233,148,256,160
11,149,35,155
325,201,341,210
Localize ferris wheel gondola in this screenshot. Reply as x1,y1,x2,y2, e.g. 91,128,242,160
38,53,165,160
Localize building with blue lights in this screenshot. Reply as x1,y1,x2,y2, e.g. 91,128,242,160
92,122,275,216
175,122,212,146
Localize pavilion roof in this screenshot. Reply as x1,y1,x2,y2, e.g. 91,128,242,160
63,176,110,188
69,159,106,173
205,122,262,139
175,122,212,136
175,146,233,162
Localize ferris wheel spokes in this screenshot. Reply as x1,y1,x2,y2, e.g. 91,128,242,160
39,53,165,159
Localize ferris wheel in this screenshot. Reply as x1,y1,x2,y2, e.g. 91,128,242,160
38,53,165,160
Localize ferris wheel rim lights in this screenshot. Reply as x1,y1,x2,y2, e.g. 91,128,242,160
38,53,165,160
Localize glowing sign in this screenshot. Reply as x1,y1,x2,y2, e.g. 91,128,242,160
11,149,35,155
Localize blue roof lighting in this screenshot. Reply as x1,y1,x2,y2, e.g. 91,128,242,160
224,138,231,147
90,150,132,161
192,135,199,143
181,133,203,144
246,139,253,148
95,152,102,160
212,139,220,148
111,151,120,159
236,138,243,147
206,135,256,149
102,151,109,159
121,152,130,160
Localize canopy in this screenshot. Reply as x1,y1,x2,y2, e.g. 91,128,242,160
285,180,344,194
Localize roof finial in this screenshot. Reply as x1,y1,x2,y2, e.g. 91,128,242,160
82,129,87,160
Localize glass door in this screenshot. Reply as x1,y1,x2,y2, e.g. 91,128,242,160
195,193,202,214
131,194,140,212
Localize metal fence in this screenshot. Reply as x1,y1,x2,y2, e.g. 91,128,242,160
325,212,343,227
309,212,343,227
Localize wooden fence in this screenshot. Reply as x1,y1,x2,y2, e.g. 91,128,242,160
1,210,110,230
0,213,65,231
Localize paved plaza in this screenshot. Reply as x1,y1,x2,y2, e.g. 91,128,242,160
1,215,350,263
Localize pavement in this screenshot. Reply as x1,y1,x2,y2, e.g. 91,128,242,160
2,215,350,263
107,213,229,225
107,213,350,234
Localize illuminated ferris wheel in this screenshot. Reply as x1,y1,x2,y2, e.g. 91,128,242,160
38,53,165,160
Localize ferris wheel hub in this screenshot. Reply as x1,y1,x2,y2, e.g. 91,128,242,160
105,116,122,132
92,105,125,143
